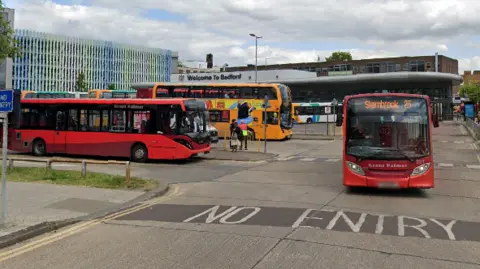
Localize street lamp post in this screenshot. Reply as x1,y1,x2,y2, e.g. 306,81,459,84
249,33,262,83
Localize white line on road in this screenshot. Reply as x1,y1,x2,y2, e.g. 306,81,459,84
326,158,340,162
454,141,464,144
466,164,480,169
276,156,295,161
460,125,468,135
438,163,454,167
300,158,316,162
439,140,448,143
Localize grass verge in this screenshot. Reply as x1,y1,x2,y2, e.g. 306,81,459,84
3,167,159,191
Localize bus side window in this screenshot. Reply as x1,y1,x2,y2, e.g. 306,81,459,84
101,110,109,132
56,111,67,131
79,110,88,131
68,109,78,131
110,110,126,132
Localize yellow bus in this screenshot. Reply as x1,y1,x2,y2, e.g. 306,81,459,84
21,91,77,99
130,83,294,140
88,89,137,99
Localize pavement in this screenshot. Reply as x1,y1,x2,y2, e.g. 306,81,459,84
1,121,480,268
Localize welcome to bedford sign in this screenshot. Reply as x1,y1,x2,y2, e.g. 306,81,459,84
179,73,242,82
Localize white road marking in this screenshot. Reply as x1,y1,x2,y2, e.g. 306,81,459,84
326,158,340,162
439,140,448,143
466,164,480,169
438,163,454,167
460,125,468,135
300,158,316,162
454,141,464,144
276,156,295,161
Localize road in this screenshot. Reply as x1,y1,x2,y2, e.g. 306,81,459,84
2,121,480,268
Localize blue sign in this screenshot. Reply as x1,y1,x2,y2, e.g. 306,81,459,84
0,90,13,113
465,103,475,118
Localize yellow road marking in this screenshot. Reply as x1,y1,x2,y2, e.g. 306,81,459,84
0,185,179,262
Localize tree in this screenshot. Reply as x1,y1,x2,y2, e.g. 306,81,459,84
459,82,480,103
325,51,353,62
107,84,115,90
0,1,20,61
74,71,88,92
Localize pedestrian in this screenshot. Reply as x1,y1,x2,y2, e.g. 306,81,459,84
239,120,248,150
230,121,241,152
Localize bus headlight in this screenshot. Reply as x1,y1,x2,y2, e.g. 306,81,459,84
411,163,431,176
346,161,365,175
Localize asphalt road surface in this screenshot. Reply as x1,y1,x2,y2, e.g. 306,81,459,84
2,121,480,269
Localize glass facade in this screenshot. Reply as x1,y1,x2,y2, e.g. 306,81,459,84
13,29,173,92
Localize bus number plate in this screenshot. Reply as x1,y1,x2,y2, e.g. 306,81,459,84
377,182,399,189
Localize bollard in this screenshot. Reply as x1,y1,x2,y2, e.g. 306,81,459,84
257,137,261,152
46,159,52,173
125,161,131,184
8,159,13,170
223,131,227,151
81,160,87,177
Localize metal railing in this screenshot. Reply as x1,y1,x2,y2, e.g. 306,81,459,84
7,157,132,183
465,118,480,140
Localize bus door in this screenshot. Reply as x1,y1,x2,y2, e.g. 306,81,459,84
53,111,67,153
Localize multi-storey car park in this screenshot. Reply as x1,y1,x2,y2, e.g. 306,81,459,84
12,29,177,92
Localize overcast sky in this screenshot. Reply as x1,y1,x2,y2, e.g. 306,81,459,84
4,0,480,74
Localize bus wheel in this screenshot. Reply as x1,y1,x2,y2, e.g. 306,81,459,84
306,118,312,124
131,144,148,163
32,139,46,156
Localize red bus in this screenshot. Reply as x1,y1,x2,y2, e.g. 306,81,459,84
8,98,212,162
341,93,439,189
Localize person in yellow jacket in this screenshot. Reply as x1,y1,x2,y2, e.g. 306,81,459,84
239,120,248,150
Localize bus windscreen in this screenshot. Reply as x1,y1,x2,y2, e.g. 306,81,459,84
345,96,430,161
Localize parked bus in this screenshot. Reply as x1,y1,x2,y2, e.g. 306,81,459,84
292,102,342,124
9,98,212,162
88,89,137,99
21,91,76,99
340,93,439,189
130,82,294,140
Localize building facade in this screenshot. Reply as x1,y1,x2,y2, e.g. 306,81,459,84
462,70,480,85
13,29,178,92
225,54,459,76
0,7,15,89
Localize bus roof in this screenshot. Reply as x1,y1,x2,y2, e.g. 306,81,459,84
89,89,136,92
20,98,203,110
130,82,287,89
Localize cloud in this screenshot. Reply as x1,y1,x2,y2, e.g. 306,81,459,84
7,0,480,74
458,56,480,74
